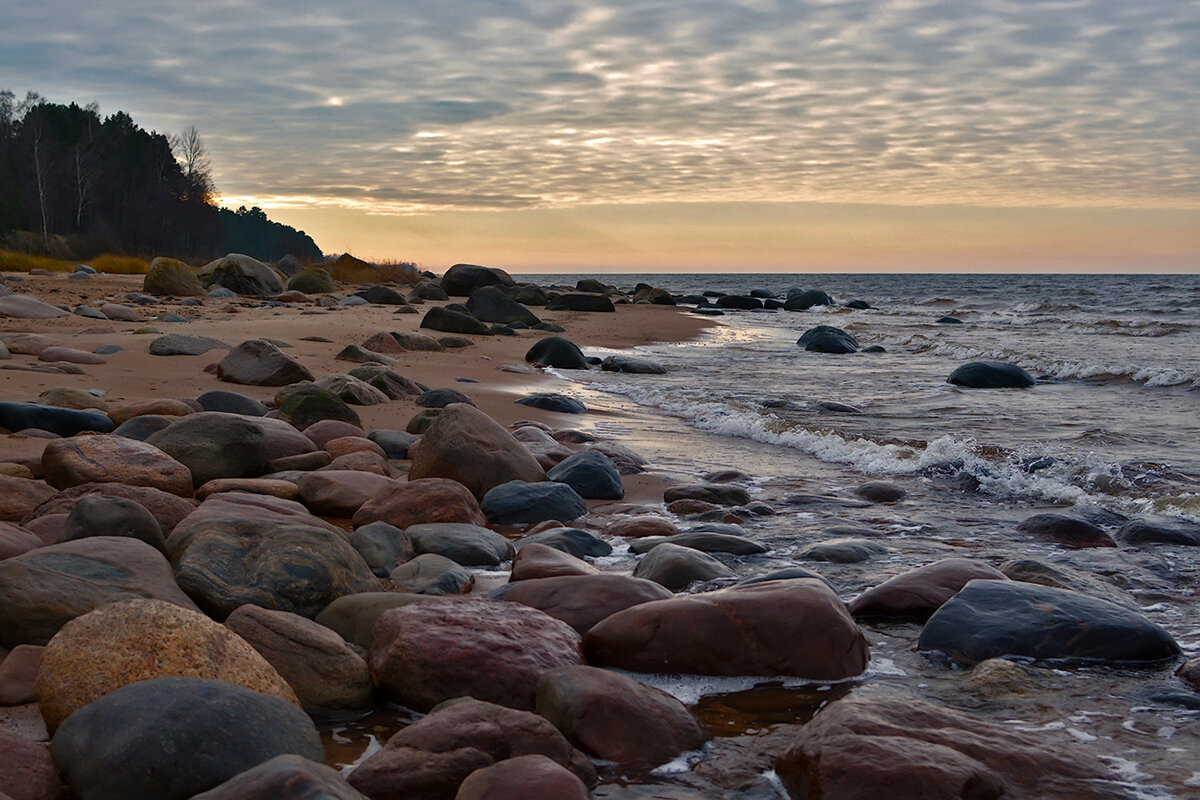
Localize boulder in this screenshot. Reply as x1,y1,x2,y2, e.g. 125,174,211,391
224,604,372,713
142,257,205,296
0,401,113,437
349,522,415,577
0,521,42,560
167,492,345,545
1016,513,1117,548
537,664,708,768
441,264,515,296
348,366,424,399
783,288,833,310
498,574,672,635
853,481,906,503
798,537,887,563
455,755,590,800
715,294,762,310
546,450,622,499
297,470,400,517
314,592,433,649
301,419,367,447
352,477,488,529
369,598,583,711
776,695,1129,800
547,293,615,312
37,346,105,365
274,385,362,430
367,429,420,458
948,361,1036,388
406,522,515,566
313,374,390,406
217,340,314,386
585,578,869,679
604,515,681,539
849,558,1009,619
466,286,541,326
0,476,56,523
663,483,750,506
148,333,229,356
35,598,297,732
410,280,450,301
600,354,667,374
630,530,767,556
347,698,594,799
60,494,167,554
482,481,587,526
0,294,70,319
190,755,368,800
0,728,65,800
509,542,599,581
0,537,198,648
25,483,196,536
392,331,446,351
1116,515,1200,546
524,336,588,369
514,393,586,414
0,643,42,705
918,579,1181,665
145,412,268,488
199,253,284,297
516,527,612,558
50,677,323,800
389,553,475,595
797,325,860,354
418,387,476,408
196,390,269,416
409,404,545,499
286,267,335,294
633,542,735,590
420,306,490,335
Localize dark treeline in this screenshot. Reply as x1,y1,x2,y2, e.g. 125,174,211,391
0,90,322,263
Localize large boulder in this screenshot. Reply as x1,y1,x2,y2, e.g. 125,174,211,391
274,385,362,430
420,306,491,335
547,293,615,312
61,494,168,554
948,361,1035,388
389,553,474,595
797,325,860,354
148,333,231,356
455,755,590,800
0,537,198,648
466,285,541,326
1116,515,1200,546
314,592,433,650
314,374,390,406
347,698,595,799
197,390,269,416
42,435,192,496
170,517,380,620
190,755,369,800
349,522,415,577
143,257,204,297
498,574,672,635
145,412,268,488
297,470,400,518
352,477,488,529
0,401,114,437
917,579,1180,665
0,475,56,522
776,695,1129,800
536,664,708,768
167,492,346,546
1016,513,1117,548
410,280,449,301
409,404,545,499
199,253,284,297
218,340,314,386
369,598,583,711
481,480,587,526
516,527,612,558
663,483,750,506
50,677,323,800
585,578,869,679
525,336,588,369
546,450,623,499
633,541,734,590
783,289,832,310
848,558,1009,619
406,522,515,566
286,267,335,294
509,543,599,581
0,728,66,800
35,598,297,733
440,263,515,296
24,482,196,536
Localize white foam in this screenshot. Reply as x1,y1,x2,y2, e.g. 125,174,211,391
612,670,839,706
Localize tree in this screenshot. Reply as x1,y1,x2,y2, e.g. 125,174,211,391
171,125,214,204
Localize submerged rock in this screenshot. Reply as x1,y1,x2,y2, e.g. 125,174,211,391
948,360,1035,388
797,325,860,354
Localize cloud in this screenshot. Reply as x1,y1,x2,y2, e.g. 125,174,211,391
1,0,1196,213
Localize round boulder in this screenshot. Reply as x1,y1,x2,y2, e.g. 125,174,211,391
145,412,269,488
797,325,860,354
408,404,545,499
947,361,1035,388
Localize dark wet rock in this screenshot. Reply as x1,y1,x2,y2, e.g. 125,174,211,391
715,295,763,310
630,531,767,556
409,404,545,499
515,393,587,414
1178,657,1200,691
948,360,1035,388
663,483,750,506
196,390,269,416
274,386,362,430
918,578,1180,666
367,429,419,459
497,574,671,635
466,285,541,326
313,374,389,406
199,253,284,297
369,599,583,711
143,257,204,296
217,340,314,386
42,435,192,496
586,578,869,678
1016,512,1117,548
410,280,449,301
420,306,491,335
849,558,1009,619
389,553,474,595
1116,515,1200,546
145,412,268,488
417,387,476,408
148,334,229,357
936,315,964,324
354,285,407,305
50,676,322,800
516,527,612,558
406,522,515,566
546,450,622,499
482,480,587,526
844,299,872,309
347,698,594,799
998,558,1140,609
547,293,616,312
797,325,859,354
525,336,589,369
170,517,380,620
600,354,667,374
775,695,1127,800
853,481,905,503
604,515,681,539
441,263,515,296
190,754,368,800
61,495,167,554
509,543,599,581
349,521,414,577
737,567,831,587
109,415,173,440
392,331,446,351
575,278,611,293
633,542,735,590
25,483,196,536
349,366,424,399
783,289,832,310
0,401,113,437
798,538,887,563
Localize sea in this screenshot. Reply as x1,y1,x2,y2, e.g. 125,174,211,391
335,273,1200,798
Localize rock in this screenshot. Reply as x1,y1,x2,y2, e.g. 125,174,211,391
334,344,395,365
110,415,174,440
389,553,475,595
145,412,268,488
296,470,399,517
349,522,414,577
0,402,114,437
775,695,1127,800
37,346,105,365
525,336,588,369
937,315,963,324
853,481,905,503
0,728,65,800
196,390,269,416
0,521,42,560
361,331,408,354
466,286,541,326
1116,515,1200,546
190,754,369,800
60,495,167,553
0,295,69,319
482,481,587,526
148,333,229,356
224,604,372,713
849,558,1009,619
50,677,323,800
1178,657,1200,691
167,492,343,543
537,664,707,768
441,264,515,296
998,558,1137,608
948,361,1036,388
313,592,433,649
420,306,490,335
633,542,735,590
0,537,198,647
498,574,671,635
547,293,615,312
1017,513,1117,548
546,450,622,499
410,280,450,301
516,527,612,558
407,409,441,434
369,598,583,711
455,755,590,800
218,339,314,386
302,419,367,447
510,543,598,581
195,478,300,502
600,354,667,374
96,302,140,322
26,483,195,537
170,517,380,619
42,435,192,496
352,477,488,529
409,404,545,499
314,374,390,405
418,387,476,408
714,294,762,310
515,393,586,414
366,429,419,458
199,253,284,297
630,531,767,556
35,598,297,732
143,257,204,296
274,385,362,430
37,386,107,411
347,697,594,799
0,643,42,705
348,366,424,399
406,522,516,566
106,399,195,427
783,289,832,310
604,515,681,539
918,579,1181,665
798,538,887,563
797,325,859,354
392,331,446,351
286,267,335,294
0,476,56,523
663,483,750,506
584,578,869,679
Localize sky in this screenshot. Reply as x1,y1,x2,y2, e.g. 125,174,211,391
3,0,1198,272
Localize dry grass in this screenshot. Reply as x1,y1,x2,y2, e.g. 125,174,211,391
0,250,73,272
88,255,150,275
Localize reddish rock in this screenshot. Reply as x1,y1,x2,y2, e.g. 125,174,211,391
510,543,599,581
776,695,1125,800
297,470,400,517
0,476,56,523
1178,657,1200,691
352,477,488,529
189,754,369,800
848,558,1010,619
369,598,583,711
455,755,590,800
0,522,43,559
324,436,386,459
604,515,681,539
0,728,67,800
409,404,545,499
41,435,193,496
585,578,869,679
168,492,347,549
21,515,67,546
248,417,319,461
348,698,595,800
321,450,389,475
106,399,194,426
23,482,196,536
195,478,300,502
537,664,707,768
501,574,672,635
303,419,368,448
266,450,332,472
666,498,721,516
37,346,106,365
0,644,43,705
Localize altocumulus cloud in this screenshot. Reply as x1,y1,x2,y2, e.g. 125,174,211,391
3,0,1197,212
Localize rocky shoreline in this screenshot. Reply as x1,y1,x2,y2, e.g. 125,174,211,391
1,258,1196,800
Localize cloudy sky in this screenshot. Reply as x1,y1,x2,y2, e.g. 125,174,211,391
4,0,1198,271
